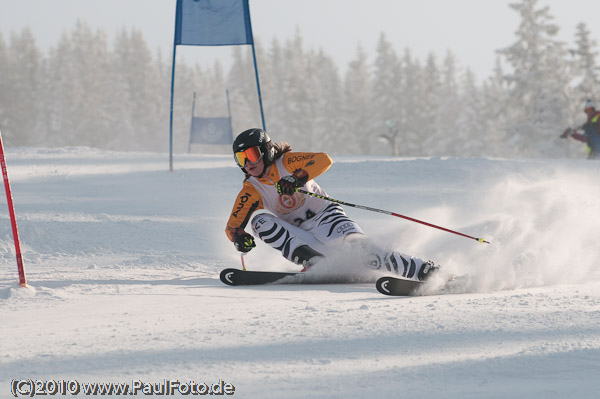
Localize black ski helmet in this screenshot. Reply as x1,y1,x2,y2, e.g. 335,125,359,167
232,128,275,173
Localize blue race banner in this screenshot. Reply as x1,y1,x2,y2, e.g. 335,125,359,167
175,0,253,46
189,117,233,145
170,0,265,169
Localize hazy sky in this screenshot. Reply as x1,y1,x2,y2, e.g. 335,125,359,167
1,0,598,81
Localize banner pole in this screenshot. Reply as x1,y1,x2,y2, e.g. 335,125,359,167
169,44,177,172
226,89,234,140
246,1,266,131
0,128,27,287
188,92,196,153
169,0,182,172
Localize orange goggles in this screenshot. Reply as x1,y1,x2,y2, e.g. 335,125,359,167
234,146,263,167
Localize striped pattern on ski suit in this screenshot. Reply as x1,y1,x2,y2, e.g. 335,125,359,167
250,203,363,262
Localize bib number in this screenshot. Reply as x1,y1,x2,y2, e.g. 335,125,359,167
294,209,316,226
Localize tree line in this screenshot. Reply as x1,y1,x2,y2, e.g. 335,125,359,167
0,0,597,158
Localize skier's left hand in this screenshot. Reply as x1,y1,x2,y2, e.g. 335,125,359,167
276,169,309,195
232,230,256,253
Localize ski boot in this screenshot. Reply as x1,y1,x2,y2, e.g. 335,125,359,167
291,245,323,272
417,260,439,281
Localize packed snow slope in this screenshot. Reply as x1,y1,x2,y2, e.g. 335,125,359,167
1,147,600,399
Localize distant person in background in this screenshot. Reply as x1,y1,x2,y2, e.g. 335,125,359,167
560,99,600,159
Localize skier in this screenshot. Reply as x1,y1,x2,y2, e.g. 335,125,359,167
225,128,438,281
560,99,600,159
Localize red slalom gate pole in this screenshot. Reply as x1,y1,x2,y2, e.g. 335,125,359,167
0,128,27,287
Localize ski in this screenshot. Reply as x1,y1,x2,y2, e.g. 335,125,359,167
220,268,300,286
376,274,467,296
219,268,372,286
376,276,425,296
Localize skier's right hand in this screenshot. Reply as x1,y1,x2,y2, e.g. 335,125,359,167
276,169,309,195
232,229,256,253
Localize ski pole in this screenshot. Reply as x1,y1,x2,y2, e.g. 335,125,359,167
297,189,490,244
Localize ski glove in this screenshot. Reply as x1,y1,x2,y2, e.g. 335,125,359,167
232,229,256,253
276,169,309,195
560,128,573,139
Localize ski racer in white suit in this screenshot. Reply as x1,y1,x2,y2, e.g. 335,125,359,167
225,128,438,281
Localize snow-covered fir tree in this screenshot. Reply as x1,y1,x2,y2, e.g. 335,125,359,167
4,28,43,146
481,57,512,157
498,0,572,157
398,49,425,156
371,33,402,156
455,69,487,156
0,33,10,136
307,49,344,154
419,53,442,156
279,32,315,148
226,45,262,138
427,51,461,156
571,22,599,103
341,45,372,154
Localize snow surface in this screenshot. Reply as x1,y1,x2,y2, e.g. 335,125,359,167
1,147,600,398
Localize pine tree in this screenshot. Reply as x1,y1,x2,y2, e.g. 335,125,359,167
109,28,165,150
419,53,442,156
153,48,171,152
227,45,261,136
427,51,461,156
279,31,314,147
456,69,487,156
246,39,268,132
43,31,75,146
341,45,371,154
0,33,9,134
5,28,43,145
305,49,343,153
481,57,512,157
570,22,599,110
262,38,286,139
195,61,229,119
70,22,113,149
498,0,571,157
371,33,402,156
317,50,344,154
398,49,425,156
